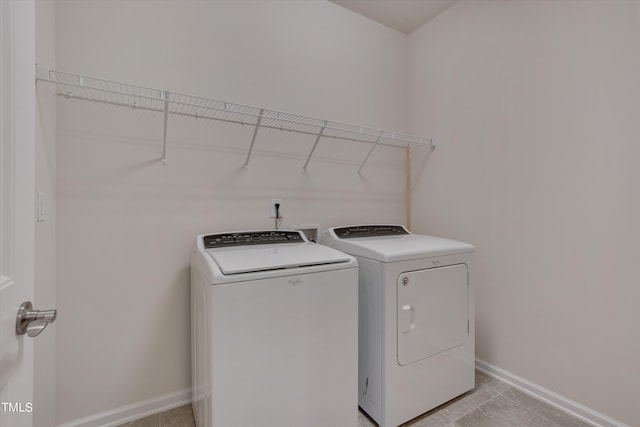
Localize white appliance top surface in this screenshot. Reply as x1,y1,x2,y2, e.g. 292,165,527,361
324,225,473,262
207,242,352,275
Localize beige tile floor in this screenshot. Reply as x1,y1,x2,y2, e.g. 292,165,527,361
117,371,594,427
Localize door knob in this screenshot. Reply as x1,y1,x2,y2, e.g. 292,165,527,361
15,301,57,337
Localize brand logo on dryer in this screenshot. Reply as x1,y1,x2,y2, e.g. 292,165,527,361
288,277,303,286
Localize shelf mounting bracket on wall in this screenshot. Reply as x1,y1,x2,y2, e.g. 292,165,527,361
302,121,327,170
243,108,264,169
161,91,170,165
357,130,385,174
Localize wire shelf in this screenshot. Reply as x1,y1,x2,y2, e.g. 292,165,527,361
36,66,434,169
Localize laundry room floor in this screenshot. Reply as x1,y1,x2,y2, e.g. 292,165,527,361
362,371,594,427
116,371,593,427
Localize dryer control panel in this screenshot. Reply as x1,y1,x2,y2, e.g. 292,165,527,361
204,231,304,248
334,225,409,239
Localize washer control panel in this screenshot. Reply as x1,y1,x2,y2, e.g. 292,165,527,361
333,225,409,239
204,230,304,248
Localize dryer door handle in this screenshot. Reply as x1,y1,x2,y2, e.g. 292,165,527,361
400,304,416,334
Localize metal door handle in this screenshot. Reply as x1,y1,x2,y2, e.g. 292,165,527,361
15,301,57,337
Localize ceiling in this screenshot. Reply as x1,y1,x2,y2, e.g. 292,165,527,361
330,0,458,34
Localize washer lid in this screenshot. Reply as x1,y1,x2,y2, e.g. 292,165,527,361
207,242,352,275
323,225,473,262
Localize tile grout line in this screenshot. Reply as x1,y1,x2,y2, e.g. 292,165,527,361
499,392,564,427
439,386,508,423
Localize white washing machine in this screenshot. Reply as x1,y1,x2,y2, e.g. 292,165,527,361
190,230,358,427
322,225,474,427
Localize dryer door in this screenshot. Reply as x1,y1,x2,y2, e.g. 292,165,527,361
397,264,468,366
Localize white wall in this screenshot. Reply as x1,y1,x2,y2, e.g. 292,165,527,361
54,1,408,424
408,1,640,425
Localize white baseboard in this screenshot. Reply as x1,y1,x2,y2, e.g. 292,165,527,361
475,359,628,427
56,363,631,427
56,389,192,427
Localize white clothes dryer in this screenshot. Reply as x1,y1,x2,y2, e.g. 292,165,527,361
190,230,358,427
322,225,474,427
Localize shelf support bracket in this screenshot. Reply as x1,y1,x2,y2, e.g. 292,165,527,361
357,131,384,174
243,108,264,168
161,91,170,165
303,121,327,170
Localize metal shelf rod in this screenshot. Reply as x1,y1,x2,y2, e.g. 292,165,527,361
36,67,434,167
42,77,423,143
51,83,165,105
53,92,420,149
57,95,164,114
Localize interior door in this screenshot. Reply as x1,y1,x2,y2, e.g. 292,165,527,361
397,264,468,366
0,1,36,426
